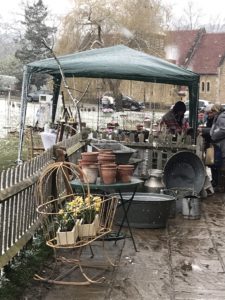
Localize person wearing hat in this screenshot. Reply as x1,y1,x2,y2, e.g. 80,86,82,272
159,101,189,134
210,104,225,191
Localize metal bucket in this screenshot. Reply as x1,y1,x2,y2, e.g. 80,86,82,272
182,195,201,219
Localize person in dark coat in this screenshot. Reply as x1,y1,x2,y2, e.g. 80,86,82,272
209,104,225,191
200,104,218,187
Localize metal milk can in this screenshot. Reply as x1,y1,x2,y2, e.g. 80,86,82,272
182,194,201,219
144,169,165,193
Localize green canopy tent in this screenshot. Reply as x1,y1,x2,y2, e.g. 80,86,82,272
17,45,200,162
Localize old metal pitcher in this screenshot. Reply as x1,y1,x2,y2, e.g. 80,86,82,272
144,169,165,193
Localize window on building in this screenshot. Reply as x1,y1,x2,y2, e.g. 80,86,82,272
201,82,205,92
207,81,210,92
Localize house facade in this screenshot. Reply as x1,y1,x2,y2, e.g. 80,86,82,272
165,29,225,105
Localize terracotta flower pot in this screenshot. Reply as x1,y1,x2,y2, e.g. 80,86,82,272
99,163,117,181
98,149,113,154
117,165,134,183
82,165,99,184
101,166,117,184
98,154,116,167
98,153,116,161
81,152,99,163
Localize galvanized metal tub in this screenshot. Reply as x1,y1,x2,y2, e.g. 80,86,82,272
115,192,175,229
91,140,136,164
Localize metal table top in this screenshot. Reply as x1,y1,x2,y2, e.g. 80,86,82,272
70,177,143,192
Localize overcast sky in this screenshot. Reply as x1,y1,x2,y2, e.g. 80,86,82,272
1,0,225,25
163,0,225,24
0,0,72,21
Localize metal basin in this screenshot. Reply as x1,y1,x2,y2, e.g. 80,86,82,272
91,139,136,164
163,151,205,194
115,192,175,229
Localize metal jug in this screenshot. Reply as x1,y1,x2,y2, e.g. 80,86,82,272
144,169,165,193
182,194,201,219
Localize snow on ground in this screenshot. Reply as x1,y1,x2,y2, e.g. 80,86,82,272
0,98,164,138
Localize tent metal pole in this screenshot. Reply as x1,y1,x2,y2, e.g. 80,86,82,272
17,66,30,164
188,82,199,141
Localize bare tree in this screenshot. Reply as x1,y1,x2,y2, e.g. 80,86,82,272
55,0,171,110
170,1,202,30
205,15,225,32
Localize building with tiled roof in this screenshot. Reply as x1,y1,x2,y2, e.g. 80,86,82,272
165,29,225,104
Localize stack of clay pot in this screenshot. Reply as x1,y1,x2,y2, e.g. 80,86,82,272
78,150,135,185
98,150,117,184
79,152,99,183
117,164,135,183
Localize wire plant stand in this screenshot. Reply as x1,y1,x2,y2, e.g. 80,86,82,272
34,161,119,285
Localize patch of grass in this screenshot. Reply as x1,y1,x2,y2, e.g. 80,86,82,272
0,135,27,171
0,234,53,300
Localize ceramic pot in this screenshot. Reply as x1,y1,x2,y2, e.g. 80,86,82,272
101,165,117,184
98,149,113,154
81,152,99,163
82,165,99,183
117,165,134,183
98,163,117,182
98,153,116,162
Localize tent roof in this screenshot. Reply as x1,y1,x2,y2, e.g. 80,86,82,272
27,45,199,86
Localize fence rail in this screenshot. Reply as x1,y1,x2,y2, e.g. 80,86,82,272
93,131,204,177
0,133,87,268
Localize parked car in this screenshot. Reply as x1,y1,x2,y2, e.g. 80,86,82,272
27,90,53,102
122,96,142,111
100,93,142,111
101,95,115,109
138,102,145,110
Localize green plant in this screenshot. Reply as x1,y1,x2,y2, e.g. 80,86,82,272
57,208,76,231
57,195,102,230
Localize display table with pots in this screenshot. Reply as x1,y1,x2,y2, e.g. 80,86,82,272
70,177,143,252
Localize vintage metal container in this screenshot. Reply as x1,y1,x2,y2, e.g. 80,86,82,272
115,192,175,228
91,140,136,164
182,195,201,219
144,169,165,193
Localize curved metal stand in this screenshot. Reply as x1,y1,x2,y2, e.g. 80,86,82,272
34,238,117,285
34,195,118,286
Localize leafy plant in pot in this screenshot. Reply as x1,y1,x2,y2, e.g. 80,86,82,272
56,195,102,241
75,195,102,237
56,205,79,245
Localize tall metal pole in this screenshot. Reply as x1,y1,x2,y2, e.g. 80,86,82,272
17,67,30,164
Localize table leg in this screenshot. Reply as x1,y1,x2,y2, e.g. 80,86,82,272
116,187,138,252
